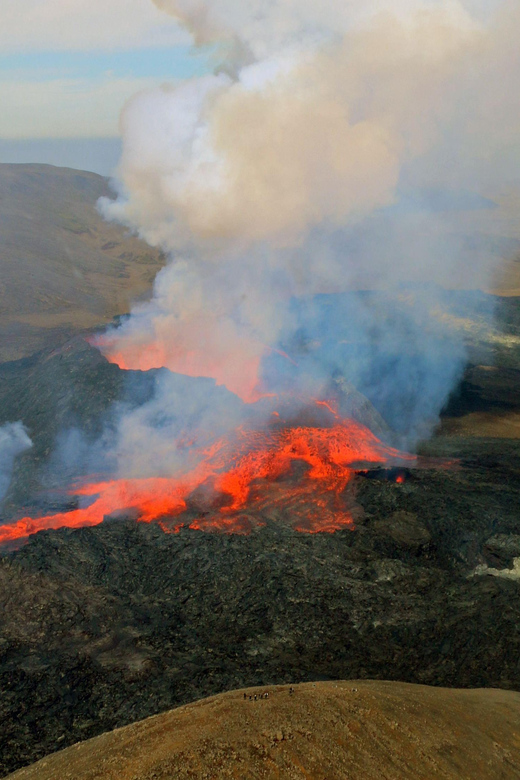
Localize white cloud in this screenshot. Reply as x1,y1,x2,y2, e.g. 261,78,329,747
0,0,189,53
0,76,160,138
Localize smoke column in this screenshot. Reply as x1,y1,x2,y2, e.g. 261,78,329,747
95,0,520,464
0,422,32,505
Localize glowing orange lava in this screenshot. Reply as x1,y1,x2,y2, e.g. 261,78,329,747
92,336,267,403
0,416,417,546
313,399,339,418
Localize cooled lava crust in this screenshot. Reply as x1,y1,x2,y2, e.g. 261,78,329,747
1,431,520,776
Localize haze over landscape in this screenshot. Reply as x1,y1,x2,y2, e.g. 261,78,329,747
1,0,520,778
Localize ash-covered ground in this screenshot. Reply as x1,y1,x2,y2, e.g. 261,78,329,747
0,291,520,776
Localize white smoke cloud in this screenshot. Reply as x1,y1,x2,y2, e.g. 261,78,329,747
0,422,32,505
96,0,520,454
0,0,188,53
152,0,481,57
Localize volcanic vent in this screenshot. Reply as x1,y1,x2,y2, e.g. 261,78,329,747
0,394,419,545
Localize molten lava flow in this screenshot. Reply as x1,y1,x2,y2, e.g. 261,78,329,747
313,399,339,418
0,478,188,546
1,417,416,545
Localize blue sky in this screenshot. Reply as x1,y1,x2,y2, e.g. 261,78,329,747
0,0,505,175
0,0,211,173
0,47,212,84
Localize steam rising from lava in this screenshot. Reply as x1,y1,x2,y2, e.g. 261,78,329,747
0,423,32,505
3,0,520,543
96,0,520,438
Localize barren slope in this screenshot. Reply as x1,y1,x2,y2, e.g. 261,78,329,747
0,163,164,362
7,681,520,780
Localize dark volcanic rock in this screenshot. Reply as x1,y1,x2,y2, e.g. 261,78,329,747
443,364,520,416
0,339,128,514
371,511,432,549
1,437,520,776
331,376,392,441
484,534,520,568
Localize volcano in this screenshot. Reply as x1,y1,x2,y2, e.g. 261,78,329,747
0,275,519,780
0,398,420,546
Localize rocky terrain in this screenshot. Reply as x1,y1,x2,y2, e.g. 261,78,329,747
7,681,520,779
1,420,520,775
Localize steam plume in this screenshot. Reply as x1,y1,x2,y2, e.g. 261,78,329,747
96,0,520,456
0,422,32,505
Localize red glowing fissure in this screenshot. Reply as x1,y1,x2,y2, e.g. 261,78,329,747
0,412,416,545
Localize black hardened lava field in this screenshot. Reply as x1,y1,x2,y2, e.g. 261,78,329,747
1,399,520,771
1,292,520,776
1,454,520,774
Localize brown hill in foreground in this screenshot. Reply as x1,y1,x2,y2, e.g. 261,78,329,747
7,681,520,780
9,681,520,780
0,163,164,362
